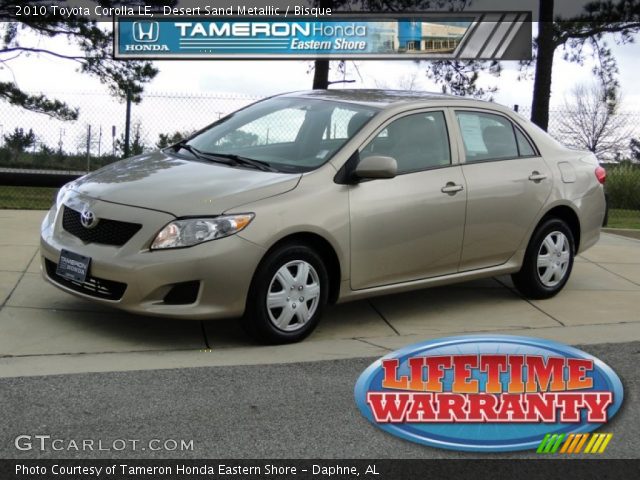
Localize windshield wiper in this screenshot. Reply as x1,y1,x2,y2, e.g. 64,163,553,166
199,152,278,172
171,143,278,172
171,142,235,166
172,141,205,159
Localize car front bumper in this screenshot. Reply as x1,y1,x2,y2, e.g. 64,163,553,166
40,196,265,320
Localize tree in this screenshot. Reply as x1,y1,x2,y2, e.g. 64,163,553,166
3,127,36,158
156,130,193,149
0,1,164,120
311,1,499,93
34,143,57,164
413,1,640,130
116,122,146,157
630,138,640,162
558,83,630,160
128,125,146,156
374,68,424,90
528,0,640,130
217,130,260,148
311,0,337,89
426,59,501,99
310,1,454,89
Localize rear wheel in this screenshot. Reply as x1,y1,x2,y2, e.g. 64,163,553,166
512,218,575,299
242,244,329,344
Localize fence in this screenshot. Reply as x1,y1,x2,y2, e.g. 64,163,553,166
516,106,640,163
0,89,263,209
0,90,263,171
0,90,638,228
516,106,640,229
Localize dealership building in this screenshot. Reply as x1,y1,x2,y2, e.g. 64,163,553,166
372,21,469,53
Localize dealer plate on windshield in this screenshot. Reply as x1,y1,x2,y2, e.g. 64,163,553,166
56,249,91,283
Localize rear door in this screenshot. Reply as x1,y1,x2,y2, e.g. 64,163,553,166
453,109,552,271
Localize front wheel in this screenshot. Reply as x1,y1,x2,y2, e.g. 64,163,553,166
242,244,329,344
512,218,575,300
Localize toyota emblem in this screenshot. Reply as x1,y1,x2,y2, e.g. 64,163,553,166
80,209,98,229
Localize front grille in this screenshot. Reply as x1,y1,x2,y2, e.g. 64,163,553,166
62,206,142,246
45,259,127,301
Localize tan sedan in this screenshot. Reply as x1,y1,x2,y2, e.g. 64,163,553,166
41,90,606,343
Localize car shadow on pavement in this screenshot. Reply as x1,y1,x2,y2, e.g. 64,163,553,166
0,274,538,358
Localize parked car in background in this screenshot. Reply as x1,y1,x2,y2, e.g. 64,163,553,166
41,90,607,343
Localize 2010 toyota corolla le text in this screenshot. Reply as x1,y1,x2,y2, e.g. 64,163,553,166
40,90,607,343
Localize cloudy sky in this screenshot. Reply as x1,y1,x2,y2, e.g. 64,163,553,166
1,21,638,152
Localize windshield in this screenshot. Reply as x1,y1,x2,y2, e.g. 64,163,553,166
182,97,379,173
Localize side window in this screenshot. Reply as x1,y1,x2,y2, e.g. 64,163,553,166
455,111,519,162
362,111,451,174
515,128,536,156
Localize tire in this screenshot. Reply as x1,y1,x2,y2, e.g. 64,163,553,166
242,244,329,344
511,218,575,300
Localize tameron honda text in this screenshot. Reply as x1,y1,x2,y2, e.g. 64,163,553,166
354,335,623,452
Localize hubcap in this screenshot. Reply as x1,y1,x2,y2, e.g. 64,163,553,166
266,260,321,332
537,231,571,287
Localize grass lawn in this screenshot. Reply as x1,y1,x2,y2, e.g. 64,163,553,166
607,209,640,230
0,186,57,210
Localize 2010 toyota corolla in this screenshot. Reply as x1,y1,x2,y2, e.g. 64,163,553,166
40,90,606,343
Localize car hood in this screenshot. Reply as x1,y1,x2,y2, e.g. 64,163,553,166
71,151,301,216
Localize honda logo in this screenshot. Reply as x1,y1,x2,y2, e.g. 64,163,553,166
132,22,159,43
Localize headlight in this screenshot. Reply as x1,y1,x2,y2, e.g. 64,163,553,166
150,214,254,250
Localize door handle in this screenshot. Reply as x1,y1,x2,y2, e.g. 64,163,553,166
528,171,547,182
441,182,464,195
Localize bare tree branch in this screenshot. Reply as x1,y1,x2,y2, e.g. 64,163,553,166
557,83,632,161
0,47,84,61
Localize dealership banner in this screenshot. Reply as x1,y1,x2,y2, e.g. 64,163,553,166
114,14,532,60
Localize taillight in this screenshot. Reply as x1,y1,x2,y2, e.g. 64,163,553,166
595,166,606,184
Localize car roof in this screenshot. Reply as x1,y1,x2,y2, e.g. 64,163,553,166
279,89,495,109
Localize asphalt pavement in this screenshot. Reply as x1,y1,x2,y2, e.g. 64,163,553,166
1,210,639,462
1,341,637,460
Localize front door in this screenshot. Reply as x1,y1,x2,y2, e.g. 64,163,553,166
349,110,467,290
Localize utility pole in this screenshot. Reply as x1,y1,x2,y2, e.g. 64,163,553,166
124,88,132,158
97,125,103,158
86,125,92,172
58,128,65,154
111,126,116,157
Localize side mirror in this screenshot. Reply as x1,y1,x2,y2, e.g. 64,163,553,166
354,155,398,180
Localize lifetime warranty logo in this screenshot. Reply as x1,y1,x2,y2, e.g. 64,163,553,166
354,335,623,452
537,432,613,454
